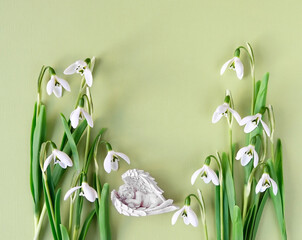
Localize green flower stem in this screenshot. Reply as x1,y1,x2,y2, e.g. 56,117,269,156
36,65,50,115
68,198,74,234
188,194,208,240
229,126,233,174
238,44,255,114
33,203,46,240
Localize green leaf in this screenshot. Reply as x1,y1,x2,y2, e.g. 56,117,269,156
254,72,269,114
267,159,287,239
79,209,96,240
52,120,87,186
30,102,37,201
275,139,285,213
60,114,80,170
252,191,269,240
43,179,58,240
84,128,107,174
55,189,62,239
232,206,243,240
243,204,255,240
221,152,236,221
60,224,70,240
223,186,229,240
32,104,46,213
98,183,111,240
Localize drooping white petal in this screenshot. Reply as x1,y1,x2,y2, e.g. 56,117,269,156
115,152,130,164
191,167,204,185
186,206,198,227
183,216,190,225
260,120,271,137
202,174,212,184
253,150,259,168
207,167,219,185
43,153,54,171
53,149,73,167
104,151,114,173
111,160,119,171
171,206,185,225
234,57,244,80
53,84,62,98
239,115,255,126
255,177,263,194
270,178,278,195
244,121,258,133
58,161,67,169
46,77,55,95
82,182,98,202
236,146,249,160
228,108,242,124
56,77,71,92
241,153,252,166
84,69,93,87
70,107,81,128
64,62,78,75
81,109,93,128
220,58,234,75
64,186,82,200
212,111,224,123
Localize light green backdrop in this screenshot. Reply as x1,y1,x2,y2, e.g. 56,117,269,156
0,1,300,239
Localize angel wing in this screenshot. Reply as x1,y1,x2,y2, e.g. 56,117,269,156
111,169,178,217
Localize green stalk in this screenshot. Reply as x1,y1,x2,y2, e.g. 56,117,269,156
33,204,46,240
229,127,233,174
68,198,74,234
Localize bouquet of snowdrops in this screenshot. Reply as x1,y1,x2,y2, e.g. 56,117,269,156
171,43,287,240
30,57,130,240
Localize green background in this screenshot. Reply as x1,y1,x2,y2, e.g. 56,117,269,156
0,1,300,239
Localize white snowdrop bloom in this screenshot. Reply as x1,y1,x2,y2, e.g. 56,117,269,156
212,102,241,124
191,164,219,186
64,182,98,202
240,113,270,136
104,150,130,173
64,60,93,87
236,144,259,167
255,173,278,196
220,56,244,80
171,205,198,227
70,106,93,128
46,75,71,98
43,149,73,171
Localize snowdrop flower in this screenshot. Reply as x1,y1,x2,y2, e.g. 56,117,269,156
64,59,93,87
46,68,71,98
64,182,98,202
104,143,130,173
220,49,244,80
240,113,270,137
70,99,93,128
171,205,198,227
212,102,241,124
191,164,219,186
236,144,259,167
43,148,73,171
255,173,278,195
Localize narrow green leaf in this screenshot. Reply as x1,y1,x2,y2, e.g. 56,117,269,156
84,128,107,174
221,152,235,221
232,206,243,240
254,72,269,114
252,191,268,240
79,209,96,240
243,204,255,240
99,183,111,240
215,185,221,240
223,186,229,240
30,102,37,201
60,224,70,240
267,159,287,239
52,120,87,187
32,104,46,213
55,189,62,239
43,179,58,240
60,114,80,170
275,139,285,213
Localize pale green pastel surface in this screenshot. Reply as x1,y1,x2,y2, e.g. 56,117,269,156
0,1,301,239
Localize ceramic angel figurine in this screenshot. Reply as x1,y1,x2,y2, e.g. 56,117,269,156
111,169,178,217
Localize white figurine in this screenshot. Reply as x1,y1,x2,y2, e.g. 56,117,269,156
111,169,178,217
